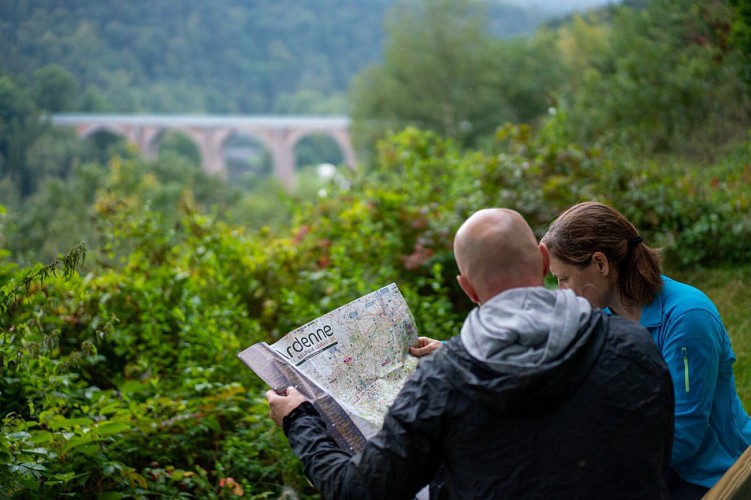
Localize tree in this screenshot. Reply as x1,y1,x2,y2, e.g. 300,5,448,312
730,0,751,53
350,0,505,151
556,0,751,158
349,0,566,156
0,74,44,197
729,0,751,87
31,64,78,112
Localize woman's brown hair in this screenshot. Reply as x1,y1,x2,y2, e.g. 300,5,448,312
541,201,663,306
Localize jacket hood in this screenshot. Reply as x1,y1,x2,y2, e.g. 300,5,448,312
441,287,604,414
461,287,591,371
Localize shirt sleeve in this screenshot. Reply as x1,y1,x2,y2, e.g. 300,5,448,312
660,307,723,465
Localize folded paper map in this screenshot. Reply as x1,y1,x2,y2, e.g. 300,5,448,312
238,283,419,453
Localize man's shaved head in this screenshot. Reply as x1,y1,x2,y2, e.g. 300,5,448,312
453,208,546,303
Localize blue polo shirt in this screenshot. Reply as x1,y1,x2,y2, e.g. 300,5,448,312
641,276,751,487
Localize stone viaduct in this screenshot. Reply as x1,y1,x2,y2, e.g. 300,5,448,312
50,114,357,190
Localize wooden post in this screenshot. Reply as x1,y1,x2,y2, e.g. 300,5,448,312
703,445,751,499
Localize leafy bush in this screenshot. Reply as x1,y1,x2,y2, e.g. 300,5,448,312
2,122,751,497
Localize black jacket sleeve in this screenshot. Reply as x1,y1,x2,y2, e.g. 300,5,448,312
283,375,442,500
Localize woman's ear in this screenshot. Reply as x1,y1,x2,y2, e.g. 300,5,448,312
539,243,551,278
592,251,610,276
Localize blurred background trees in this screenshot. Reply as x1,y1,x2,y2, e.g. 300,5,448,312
349,0,569,155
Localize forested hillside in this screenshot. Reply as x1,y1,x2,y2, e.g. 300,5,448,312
0,0,553,114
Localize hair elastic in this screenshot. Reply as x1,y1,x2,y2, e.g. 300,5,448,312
628,235,643,247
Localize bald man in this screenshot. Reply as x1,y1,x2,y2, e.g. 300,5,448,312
266,208,675,499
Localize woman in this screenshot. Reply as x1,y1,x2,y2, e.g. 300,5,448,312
540,201,751,499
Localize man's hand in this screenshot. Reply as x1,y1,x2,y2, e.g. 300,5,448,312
265,386,307,426
409,336,443,357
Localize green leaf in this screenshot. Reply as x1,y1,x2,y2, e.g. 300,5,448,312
100,493,125,500
21,447,55,458
99,402,123,415
94,421,131,436
52,471,77,481
6,431,32,440
60,434,96,454
120,380,149,395
28,431,54,444
48,417,94,430
11,462,47,473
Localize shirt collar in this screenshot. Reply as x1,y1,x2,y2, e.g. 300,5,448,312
640,289,663,328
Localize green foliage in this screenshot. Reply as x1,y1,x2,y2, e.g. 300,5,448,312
556,0,751,159
0,73,45,196
349,0,567,152
491,120,751,269
0,198,316,496
0,0,392,114
729,0,751,84
157,130,202,165
0,1,561,117
5,163,104,266
25,126,89,179
0,70,124,205
30,64,78,112
274,89,349,115
2,120,751,496
295,135,344,170
0,241,86,317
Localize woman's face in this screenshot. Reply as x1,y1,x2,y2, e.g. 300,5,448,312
548,254,614,309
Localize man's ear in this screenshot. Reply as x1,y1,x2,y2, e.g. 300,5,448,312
457,274,480,304
592,251,610,276
539,243,551,278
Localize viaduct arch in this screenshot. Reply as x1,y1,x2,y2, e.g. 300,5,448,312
50,114,357,190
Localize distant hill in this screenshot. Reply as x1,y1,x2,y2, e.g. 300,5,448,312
502,0,621,14
0,0,606,115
